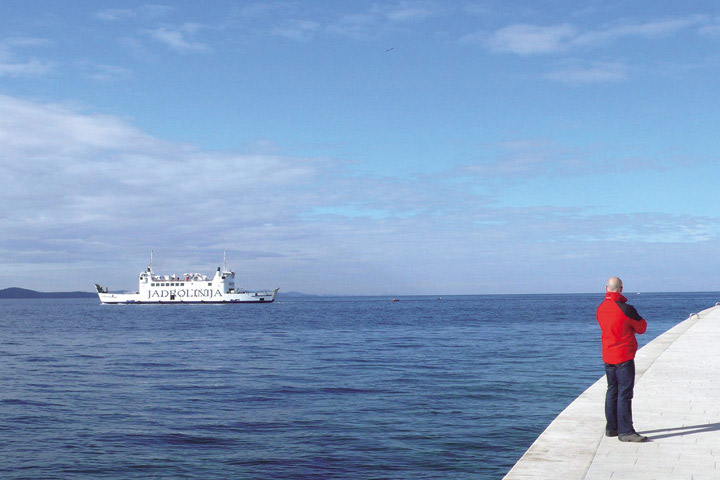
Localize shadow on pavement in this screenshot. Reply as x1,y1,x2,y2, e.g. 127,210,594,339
639,422,720,440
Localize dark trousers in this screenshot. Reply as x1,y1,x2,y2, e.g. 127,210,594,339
604,359,636,435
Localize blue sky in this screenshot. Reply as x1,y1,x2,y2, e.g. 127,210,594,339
2,1,720,294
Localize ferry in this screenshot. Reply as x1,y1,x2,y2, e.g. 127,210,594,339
95,253,278,304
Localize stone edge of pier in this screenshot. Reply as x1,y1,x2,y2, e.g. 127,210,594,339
501,304,719,480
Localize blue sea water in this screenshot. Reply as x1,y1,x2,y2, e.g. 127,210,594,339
1,293,718,479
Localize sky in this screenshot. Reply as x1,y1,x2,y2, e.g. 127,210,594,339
3,1,720,295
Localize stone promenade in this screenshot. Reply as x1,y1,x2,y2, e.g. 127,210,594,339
503,304,720,480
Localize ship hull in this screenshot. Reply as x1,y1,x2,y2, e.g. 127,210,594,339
97,288,278,305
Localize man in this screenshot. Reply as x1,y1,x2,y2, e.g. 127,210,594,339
596,277,648,443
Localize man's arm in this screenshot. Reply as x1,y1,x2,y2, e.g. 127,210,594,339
619,303,647,334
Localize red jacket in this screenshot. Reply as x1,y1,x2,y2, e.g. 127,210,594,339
596,291,647,364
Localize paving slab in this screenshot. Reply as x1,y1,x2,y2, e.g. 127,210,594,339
503,304,720,480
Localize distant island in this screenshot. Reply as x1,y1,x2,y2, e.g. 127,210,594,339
0,287,97,299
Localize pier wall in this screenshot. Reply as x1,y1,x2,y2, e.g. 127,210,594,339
502,304,719,479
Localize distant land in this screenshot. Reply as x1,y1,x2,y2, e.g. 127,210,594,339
0,287,97,299
281,291,321,297
0,287,318,299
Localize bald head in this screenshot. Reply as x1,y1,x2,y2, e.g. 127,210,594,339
606,277,623,293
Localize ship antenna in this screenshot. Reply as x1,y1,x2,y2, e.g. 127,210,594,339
223,249,227,272
149,250,153,272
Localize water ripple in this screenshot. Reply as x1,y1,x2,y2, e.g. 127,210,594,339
1,293,715,479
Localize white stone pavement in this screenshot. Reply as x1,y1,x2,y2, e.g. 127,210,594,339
503,304,720,480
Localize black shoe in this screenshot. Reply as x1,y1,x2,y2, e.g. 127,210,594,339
618,432,648,443
605,429,618,437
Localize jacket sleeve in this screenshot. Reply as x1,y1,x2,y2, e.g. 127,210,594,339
620,303,647,334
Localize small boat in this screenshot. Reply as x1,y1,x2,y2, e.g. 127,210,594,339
95,252,278,304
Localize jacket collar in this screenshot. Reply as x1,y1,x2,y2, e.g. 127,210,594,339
605,291,627,302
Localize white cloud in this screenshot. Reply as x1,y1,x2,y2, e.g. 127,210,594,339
96,5,174,21
271,20,321,42
326,13,378,39
564,212,717,243
0,58,54,77
146,24,211,53
1,95,718,294
0,95,160,157
370,1,440,22
223,1,445,42
544,60,628,84
0,37,54,77
699,17,720,36
314,1,443,39
458,137,682,181
230,2,300,19
572,16,708,47
84,63,133,82
476,15,709,55
1,37,51,49
482,23,577,55
0,96,325,257
96,8,135,21
461,138,594,178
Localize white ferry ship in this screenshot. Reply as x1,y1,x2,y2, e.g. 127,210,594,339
95,253,278,304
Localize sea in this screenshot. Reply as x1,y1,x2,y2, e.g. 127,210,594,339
1,292,717,479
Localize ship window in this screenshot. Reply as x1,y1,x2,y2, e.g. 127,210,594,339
208,282,212,286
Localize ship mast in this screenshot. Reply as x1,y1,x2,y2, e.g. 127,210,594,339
223,249,227,272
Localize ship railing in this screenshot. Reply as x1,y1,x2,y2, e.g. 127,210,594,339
150,275,210,282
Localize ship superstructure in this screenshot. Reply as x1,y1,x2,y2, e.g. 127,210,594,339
95,253,278,304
